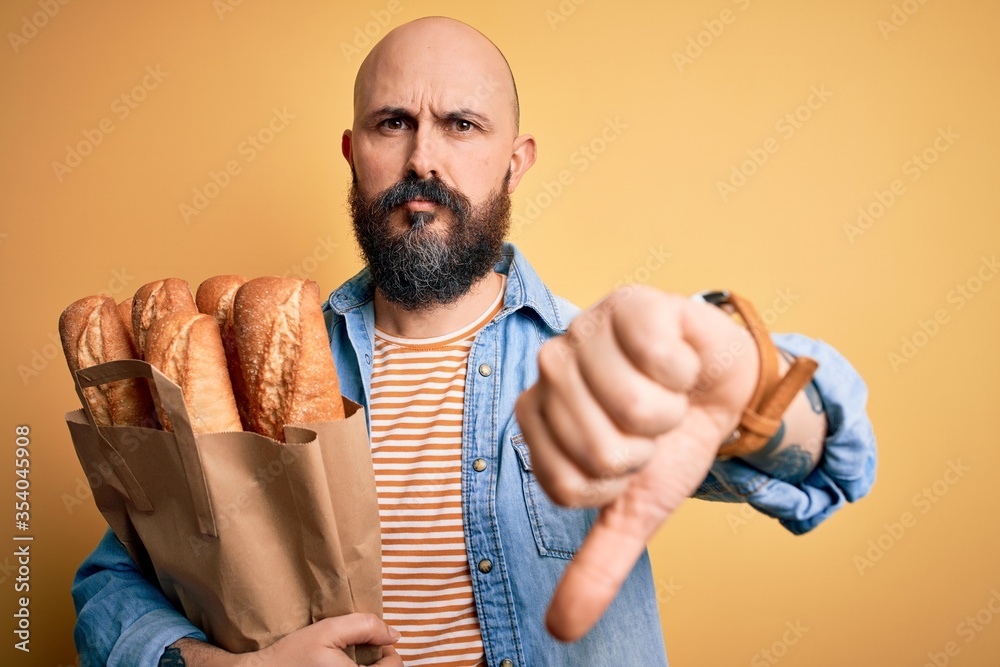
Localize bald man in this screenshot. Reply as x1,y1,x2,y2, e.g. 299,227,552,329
71,17,876,667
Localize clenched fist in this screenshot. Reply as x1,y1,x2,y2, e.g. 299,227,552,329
514,285,761,642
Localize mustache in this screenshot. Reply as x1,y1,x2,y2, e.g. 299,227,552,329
366,175,471,219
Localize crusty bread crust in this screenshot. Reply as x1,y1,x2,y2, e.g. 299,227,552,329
117,297,136,351
59,295,156,427
132,278,197,357
233,277,345,441
196,275,251,429
144,312,242,434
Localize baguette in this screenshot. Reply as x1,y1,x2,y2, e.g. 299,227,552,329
233,277,345,441
132,279,197,357
59,295,157,427
144,312,242,434
196,275,251,430
117,297,136,351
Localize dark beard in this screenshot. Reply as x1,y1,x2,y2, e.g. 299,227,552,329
348,169,511,311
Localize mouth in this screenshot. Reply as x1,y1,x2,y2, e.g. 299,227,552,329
403,197,438,212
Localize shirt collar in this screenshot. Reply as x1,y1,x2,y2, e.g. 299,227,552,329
324,242,568,333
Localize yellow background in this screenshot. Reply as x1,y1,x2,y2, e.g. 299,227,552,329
2,0,999,665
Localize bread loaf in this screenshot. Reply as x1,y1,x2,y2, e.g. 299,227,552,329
117,297,136,351
144,312,242,434
59,295,157,427
132,279,197,357
196,275,251,429
233,277,345,441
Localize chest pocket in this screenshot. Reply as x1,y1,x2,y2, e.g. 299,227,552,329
510,432,597,559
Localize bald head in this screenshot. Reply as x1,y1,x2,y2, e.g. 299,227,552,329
353,16,520,133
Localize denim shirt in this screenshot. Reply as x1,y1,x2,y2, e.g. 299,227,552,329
72,242,877,667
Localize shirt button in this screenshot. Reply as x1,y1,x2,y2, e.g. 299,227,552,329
499,660,514,667
364,354,371,365
478,363,492,377
477,559,493,574
472,458,487,472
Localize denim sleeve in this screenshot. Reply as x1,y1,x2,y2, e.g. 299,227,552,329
693,332,877,535
72,526,208,667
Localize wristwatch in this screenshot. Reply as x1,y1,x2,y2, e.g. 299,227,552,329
691,290,819,458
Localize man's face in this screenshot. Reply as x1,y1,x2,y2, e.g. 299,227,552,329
342,19,535,309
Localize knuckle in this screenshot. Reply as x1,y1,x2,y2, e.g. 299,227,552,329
538,469,576,506
582,438,627,477
536,341,565,383
617,398,658,432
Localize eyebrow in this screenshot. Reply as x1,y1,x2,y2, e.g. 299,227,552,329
365,105,494,131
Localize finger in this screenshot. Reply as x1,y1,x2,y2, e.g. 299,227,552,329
608,291,702,394
545,489,656,642
319,613,402,648
571,314,692,437
371,643,403,666
546,410,722,642
679,300,758,401
537,338,656,478
516,385,628,507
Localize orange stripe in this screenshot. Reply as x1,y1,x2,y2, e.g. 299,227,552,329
396,640,484,657
383,571,469,581
382,524,463,536
373,419,463,433
371,374,466,388
373,455,462,466
371,363,467,378
381,536,465,547
383,590,473,603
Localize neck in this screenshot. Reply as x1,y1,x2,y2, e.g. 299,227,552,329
373,271,502,338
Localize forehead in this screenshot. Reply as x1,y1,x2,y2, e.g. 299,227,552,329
356,42,510,121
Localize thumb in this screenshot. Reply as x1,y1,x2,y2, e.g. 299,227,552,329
545,412,722,642
319,613,402,648
545,492,657,642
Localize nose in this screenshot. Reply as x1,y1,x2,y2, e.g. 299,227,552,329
405,125,439,180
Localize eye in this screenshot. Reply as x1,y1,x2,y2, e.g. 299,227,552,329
452,119,475,133
379,118,409,131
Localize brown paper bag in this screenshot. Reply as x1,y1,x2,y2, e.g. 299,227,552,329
65,358,382,664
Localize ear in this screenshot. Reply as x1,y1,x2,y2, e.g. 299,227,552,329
506,133,537,193
342,130,353,166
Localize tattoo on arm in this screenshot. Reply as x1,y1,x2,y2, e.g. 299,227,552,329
160,647,186,667
754,420,786,458
768,443,814,483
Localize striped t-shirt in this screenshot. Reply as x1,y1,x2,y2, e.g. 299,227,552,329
370,273,506,666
